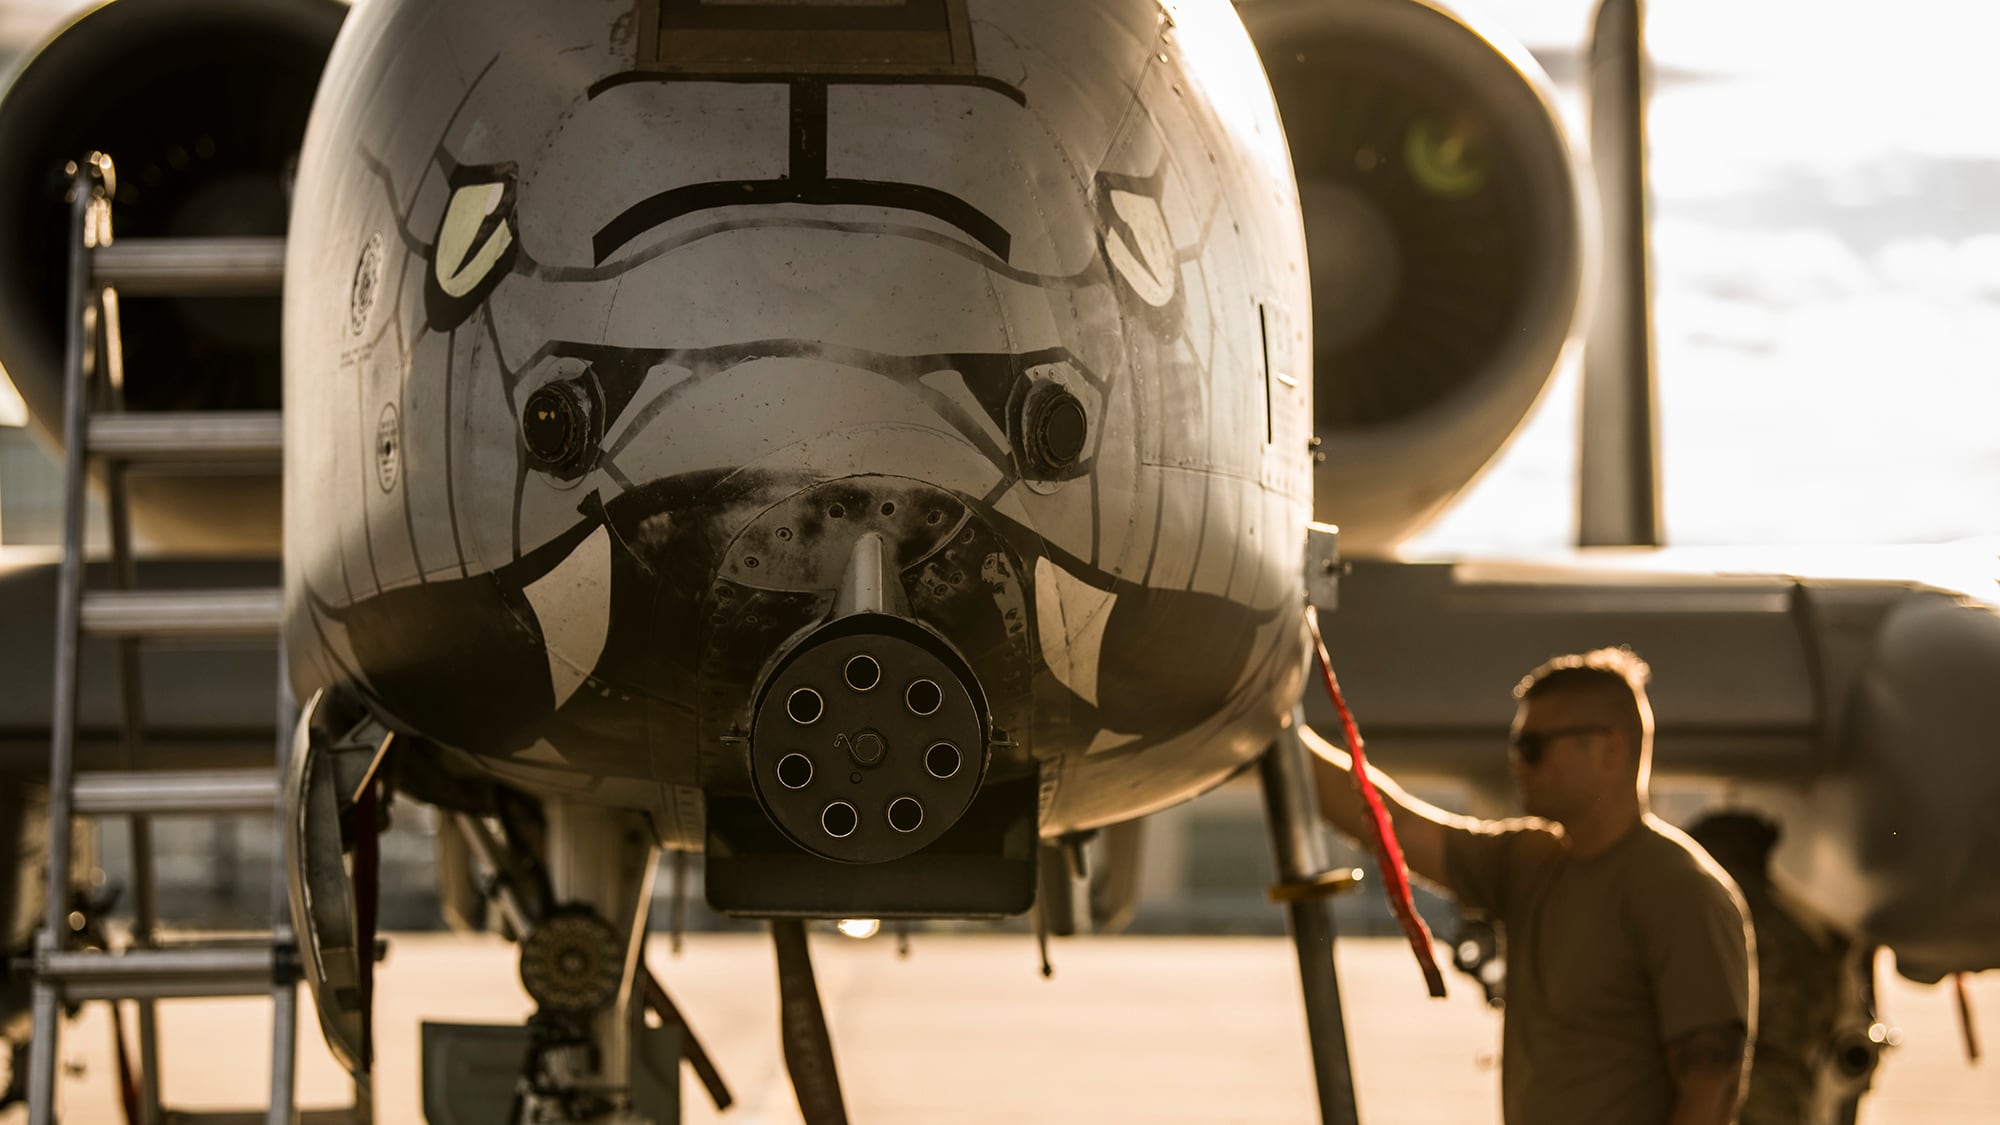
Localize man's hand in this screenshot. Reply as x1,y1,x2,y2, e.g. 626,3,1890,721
1665,1020,1747,1125
1300,724,1452,887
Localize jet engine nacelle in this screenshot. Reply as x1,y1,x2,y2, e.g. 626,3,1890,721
1239,0,1589,554
1791,586,2000,981
0,0,344,553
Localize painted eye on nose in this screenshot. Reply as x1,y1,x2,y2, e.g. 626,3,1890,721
425,163,520,330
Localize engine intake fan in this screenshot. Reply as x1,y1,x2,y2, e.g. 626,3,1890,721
0,0,345,553
1240,0,1588,552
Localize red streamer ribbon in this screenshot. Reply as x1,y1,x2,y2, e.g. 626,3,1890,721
1306,606,1447,998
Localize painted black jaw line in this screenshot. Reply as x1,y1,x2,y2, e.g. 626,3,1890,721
300,470,783,761
305,444,1289,841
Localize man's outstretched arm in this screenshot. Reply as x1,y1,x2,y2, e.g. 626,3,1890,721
1665,1020,1748,1125
1299,723,1457,888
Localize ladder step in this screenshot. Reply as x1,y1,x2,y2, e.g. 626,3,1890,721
92,237,285,296
87,411,283,463
40,945,275,1001
163,1110,369,1125
73,769,280,816
80,588,283,639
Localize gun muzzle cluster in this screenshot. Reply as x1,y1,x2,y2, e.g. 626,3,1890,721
750,617,986,864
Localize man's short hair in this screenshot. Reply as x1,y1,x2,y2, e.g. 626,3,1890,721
1515,647,1654,768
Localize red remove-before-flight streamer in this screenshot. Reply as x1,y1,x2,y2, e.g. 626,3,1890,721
1305,606,1447,998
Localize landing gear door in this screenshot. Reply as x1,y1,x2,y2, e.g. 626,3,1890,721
282,689,374,1076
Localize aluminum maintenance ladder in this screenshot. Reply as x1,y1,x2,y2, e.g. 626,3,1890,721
24,155,364,1124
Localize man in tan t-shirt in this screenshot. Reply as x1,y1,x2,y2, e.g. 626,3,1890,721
1308,647,1755,1124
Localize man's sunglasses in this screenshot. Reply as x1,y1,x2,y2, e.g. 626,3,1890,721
1508,724,1609,765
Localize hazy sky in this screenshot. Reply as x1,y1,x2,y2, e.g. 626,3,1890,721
1411,0,2000,554
0,0,1992,555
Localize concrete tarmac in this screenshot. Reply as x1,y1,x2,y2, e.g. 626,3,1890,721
10,934,1997,1123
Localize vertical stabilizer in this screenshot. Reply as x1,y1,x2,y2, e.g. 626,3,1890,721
1579,0,1663,546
